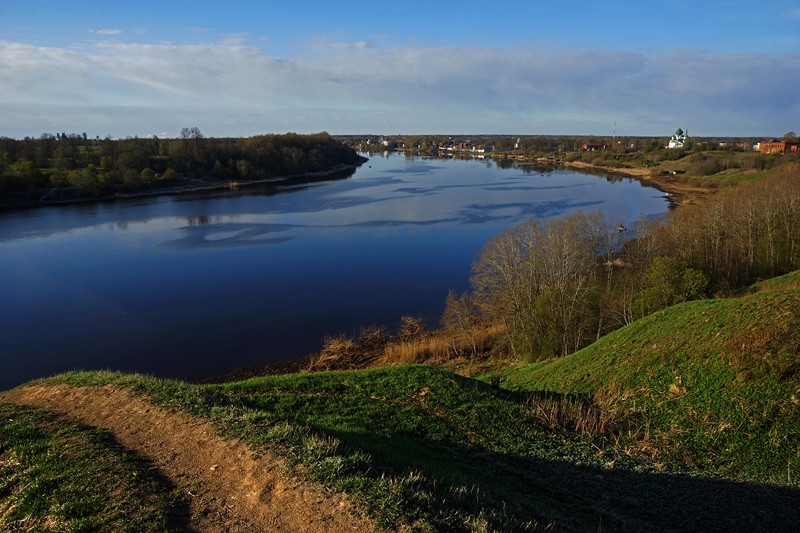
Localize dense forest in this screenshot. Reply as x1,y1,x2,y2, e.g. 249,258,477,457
0,131,365,204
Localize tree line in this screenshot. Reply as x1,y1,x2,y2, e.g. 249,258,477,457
0,131,364,199
444,163,800,361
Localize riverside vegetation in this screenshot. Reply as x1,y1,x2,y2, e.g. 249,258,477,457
2,142,800,531
0,130,365,206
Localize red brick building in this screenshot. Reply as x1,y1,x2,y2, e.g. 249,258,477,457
758,141,800,154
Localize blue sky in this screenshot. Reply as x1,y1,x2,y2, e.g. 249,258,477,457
1,1,798,138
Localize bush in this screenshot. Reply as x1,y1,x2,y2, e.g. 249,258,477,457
689,153,721,176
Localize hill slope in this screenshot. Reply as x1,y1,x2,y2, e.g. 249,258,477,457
4,361,800,531
499,284,800,484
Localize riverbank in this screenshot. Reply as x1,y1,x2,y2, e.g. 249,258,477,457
399,148,715,207
558,159,715,207
0,161,366,211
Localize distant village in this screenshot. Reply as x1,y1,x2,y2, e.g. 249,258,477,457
354,129,799,155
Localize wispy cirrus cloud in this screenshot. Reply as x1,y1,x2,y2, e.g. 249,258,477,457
0,38,797,138
89,29,123,35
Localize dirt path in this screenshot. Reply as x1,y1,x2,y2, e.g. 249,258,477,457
0,383,374,532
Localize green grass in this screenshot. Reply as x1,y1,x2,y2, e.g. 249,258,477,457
0,402,186,532
496,287,800,485
682,153,795,188
743,269,800,293
24,360,800,532
43,367,599,531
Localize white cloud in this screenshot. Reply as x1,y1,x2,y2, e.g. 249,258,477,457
0,38,797,138
219,33,251,45
90,29,123,35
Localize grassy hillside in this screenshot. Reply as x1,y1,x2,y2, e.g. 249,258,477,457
743,269,800,294
2,359,798,531
496,283,800,485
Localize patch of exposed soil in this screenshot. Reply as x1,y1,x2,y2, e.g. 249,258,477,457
0,383,374,532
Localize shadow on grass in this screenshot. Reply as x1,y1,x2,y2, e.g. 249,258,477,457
99,432,198,532
187,363,800,531
225,368,800,530
324,425,800,532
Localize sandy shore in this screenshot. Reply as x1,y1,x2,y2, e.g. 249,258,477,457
558,160,714,207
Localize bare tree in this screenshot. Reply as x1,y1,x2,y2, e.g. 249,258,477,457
180,127,203,139
442,291,481,356
471,211,605,359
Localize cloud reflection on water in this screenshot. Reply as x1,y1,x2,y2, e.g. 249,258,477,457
158,194,606,250
160,222,298,249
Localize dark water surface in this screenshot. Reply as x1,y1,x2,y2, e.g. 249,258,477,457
0,153,669,389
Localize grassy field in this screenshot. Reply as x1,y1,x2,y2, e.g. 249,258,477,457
3,143,798,530
562,147,796,189
742,269,800,294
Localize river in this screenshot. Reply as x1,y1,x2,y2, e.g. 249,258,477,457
0,153,669,389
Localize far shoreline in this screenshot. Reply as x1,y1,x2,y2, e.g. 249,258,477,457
0,161,366,212
393,148,715,207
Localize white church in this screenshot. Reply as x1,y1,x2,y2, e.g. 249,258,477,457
668,128,688,149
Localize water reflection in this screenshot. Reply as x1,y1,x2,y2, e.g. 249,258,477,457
162,223,297,249
0,152,669,389
459,199,605,225
187,215,211,226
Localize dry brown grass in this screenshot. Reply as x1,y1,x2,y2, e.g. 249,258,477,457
303,318,508,374
396,315,425,340
755,280,800,293
381,336,453,365
526,383,636,440
723,323,800,380
305,326,388,372
379,323,504,366
306,335,356,372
